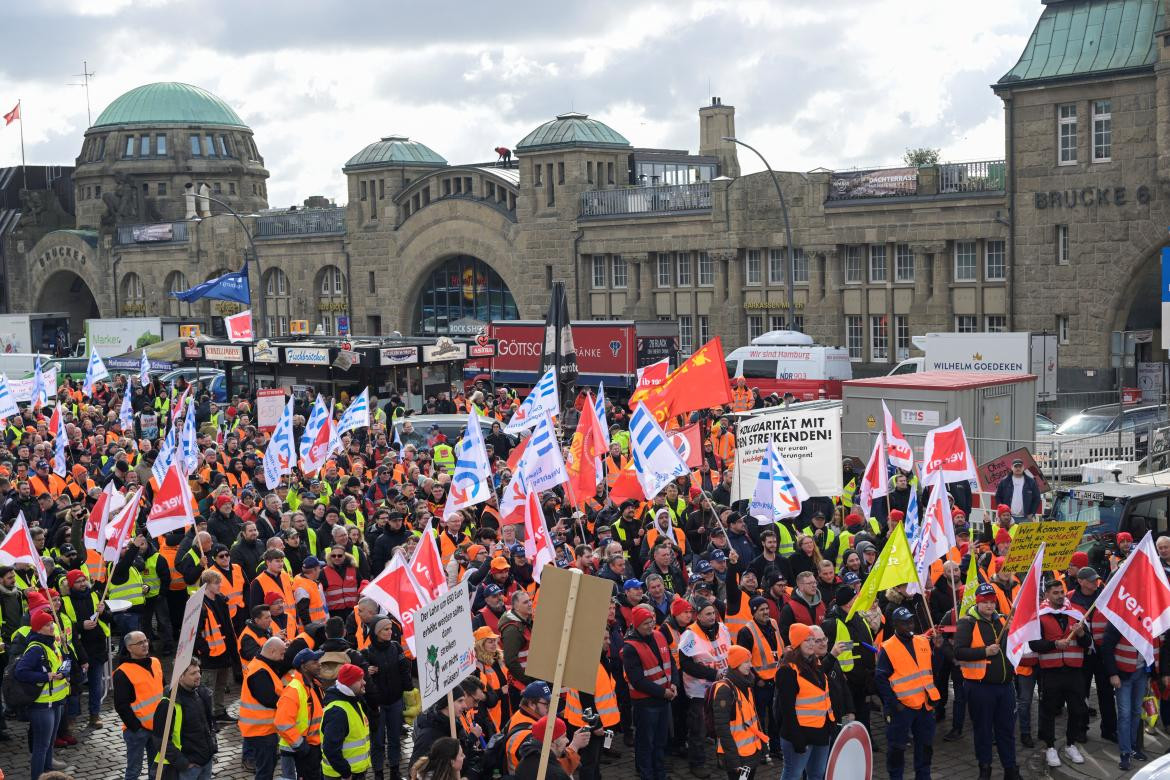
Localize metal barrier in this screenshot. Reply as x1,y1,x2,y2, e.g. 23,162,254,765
938,160,1006,194
579,182,711,218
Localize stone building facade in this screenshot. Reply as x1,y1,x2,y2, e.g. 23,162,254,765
2,0,1167,391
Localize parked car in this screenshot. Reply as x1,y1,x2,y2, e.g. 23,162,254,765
393,414,514,449
1035,412,1057,435
1037,403,1170,478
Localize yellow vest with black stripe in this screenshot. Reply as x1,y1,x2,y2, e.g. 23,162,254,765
321,697,371,777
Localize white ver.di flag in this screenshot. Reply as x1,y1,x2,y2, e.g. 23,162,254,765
519,411,569,493
179,401,199,477
83,345,109,395
442,411,494,520
629,401,689,500
336,387,370,436
749,438,810,523
505,368,559,434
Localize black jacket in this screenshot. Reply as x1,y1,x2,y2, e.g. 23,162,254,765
410,703,465,767
994,473,1042,516
514,735,572,780
152,685,217,776
362,635,412,706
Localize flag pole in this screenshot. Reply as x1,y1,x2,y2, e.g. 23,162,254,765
18,100,26,191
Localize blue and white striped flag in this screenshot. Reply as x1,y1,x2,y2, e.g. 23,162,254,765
139,349,151,387
31,355,46,409
519,411,569,493
749,438,810,523
179,401,199,476
904,486,920,542
0,375,16,420
594,381,610,448
152,426,176,486
263,395,296,489
505,368,559,434
52,413,68,477
119,391,134,434
336,387,370,436
630,401,689,500
442,411,494,520
299,395,330,463
83,346,109,396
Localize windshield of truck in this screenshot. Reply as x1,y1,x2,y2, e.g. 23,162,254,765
1055,414,1114,436
1051,492,1125,533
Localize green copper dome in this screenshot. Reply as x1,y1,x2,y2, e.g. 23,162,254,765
344,135,447,170
93,82,248,128
516,112,630,152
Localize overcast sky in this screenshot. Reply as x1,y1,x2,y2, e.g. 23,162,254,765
1,0,1040,208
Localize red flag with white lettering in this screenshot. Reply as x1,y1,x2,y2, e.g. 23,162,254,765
408,520,448,601
1005,542,1045,666
859,433,889,518
103,488,143,563
225,309,253,343
0,513,47,588
1095,531,1170,663
361,550,422,653
84,482,124,552
147,461,195,537
922,419,978,484
882,400,914,471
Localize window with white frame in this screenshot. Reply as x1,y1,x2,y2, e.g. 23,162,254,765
746,250,761,286
845,315,863,360
895,244,914,282
985,315,1008,332
592,256,606,288
677,252,692,286
679,316,693,355
612,255,628,288
768,248,785,285
265,269,292,337
698,315,710,344
955,315,978,333
698,252,713,286
954,241,977,281
793,248,808,283
318,266,347,335
122,272,145,309
321,266,345,295
985,240,1006,281
748,315,764,341
1059,103,1077,165
1057,314,1070,344
1092,100,1112,162
869,245,887,283
894,315,911,359
870,315,889,362
654,254,670,287
1056,225,1070,265
769,315,786,332
844,246,863,283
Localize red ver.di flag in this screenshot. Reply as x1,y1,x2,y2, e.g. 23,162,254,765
225,309,253,343
1094,531,1170,663
147,461,196,537
408,520,448,600
922,419,977,484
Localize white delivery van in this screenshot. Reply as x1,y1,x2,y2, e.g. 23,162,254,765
725,331,852,400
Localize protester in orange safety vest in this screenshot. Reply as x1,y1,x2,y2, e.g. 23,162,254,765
711,643,768,776
112,630,164,780
273,647,324,780
237,604,274,672
730,377,753,413
876,606,943,780
775,624,837,778
239,636,289,779
195,569,239,721
736,596,783,753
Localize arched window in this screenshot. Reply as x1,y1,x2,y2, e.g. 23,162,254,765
264,268,291,336
317,266,348,335
414,256,518,335
166,271,192,317
121,272,146,315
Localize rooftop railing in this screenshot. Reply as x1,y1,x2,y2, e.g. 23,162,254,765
580,182,711,218
255,207,346,238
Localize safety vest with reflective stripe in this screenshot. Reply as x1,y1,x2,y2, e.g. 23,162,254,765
834,618,858,673
565,664,620,727
432,443,455,471
141,553,163,599
882,634,940,709
275,672,323,747
292,574,328,626
743,619,781,680
184,548,204,595
157,540,187,592
29,640,70,703
1087,609,1108,647
116,657,164,730
505,620,532,691
658,621,683,672
477,660,504,730
713,679,768,756
216,564,246,618
106,566,146,606
1037,611,1084,669
237,624,270,672
1115,637,1146,674
63,590,110,637
957,610,1006,681
791,664,835,728
505,709,539,773
257,570,297,614
323,566,360,612
774,523,795,556
85,549,107,583
321,698,371,777
352,606,372,651
202,602,226,658
625,632,674,700
239,661,284,737
725,597,753,640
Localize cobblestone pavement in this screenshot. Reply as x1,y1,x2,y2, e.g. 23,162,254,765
0,680,1163,779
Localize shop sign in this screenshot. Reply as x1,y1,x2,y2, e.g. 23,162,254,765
469,343,496,357
380,346,419,366
251,342,279,363
204,344,244,361
423,339,467,363
284,346,331,365
290,320,310,335
179,325,201,338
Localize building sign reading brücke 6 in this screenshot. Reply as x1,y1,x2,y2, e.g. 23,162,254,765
1034,185,1151,209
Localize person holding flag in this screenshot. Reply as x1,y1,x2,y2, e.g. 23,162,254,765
1029,575,1090,768
954,582,1021,780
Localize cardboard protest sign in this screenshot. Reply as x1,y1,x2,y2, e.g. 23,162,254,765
414,583,477,711
978,447,1049,494
1000,521,1088,572
525,566,613,693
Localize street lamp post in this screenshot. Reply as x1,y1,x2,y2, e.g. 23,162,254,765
722,136,798,331
185,188,265,335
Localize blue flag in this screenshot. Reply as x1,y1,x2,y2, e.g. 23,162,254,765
170,262,251,304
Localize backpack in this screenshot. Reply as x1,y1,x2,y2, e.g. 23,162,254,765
2,640,51,715
703,679,728,739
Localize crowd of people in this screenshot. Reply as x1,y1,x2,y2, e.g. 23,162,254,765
0,370,1166,780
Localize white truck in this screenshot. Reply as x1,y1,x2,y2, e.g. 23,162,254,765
0,313,72,355
888,331,1057,401
84,317,191,357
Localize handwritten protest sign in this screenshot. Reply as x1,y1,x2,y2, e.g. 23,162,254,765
1001,521,1088,572
414,583,476,710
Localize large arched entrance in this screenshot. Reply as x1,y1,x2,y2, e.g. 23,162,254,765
1114,249,1169,366
36,270,100,346
413,255,519,336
